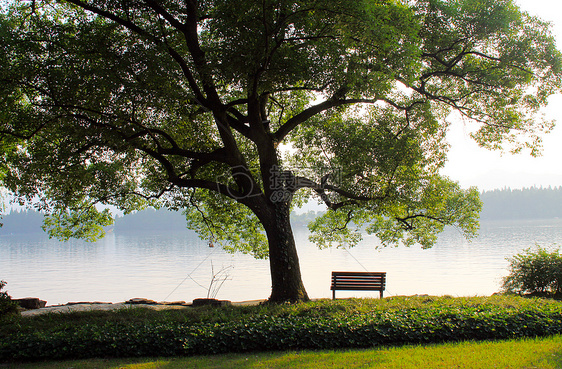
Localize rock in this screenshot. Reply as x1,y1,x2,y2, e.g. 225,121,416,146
125,298,158,305
14,298,47,310
67,301,113,305
191,298,232,307
160,301,187,306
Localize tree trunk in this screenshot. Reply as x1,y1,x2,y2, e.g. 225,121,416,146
262,201,310,303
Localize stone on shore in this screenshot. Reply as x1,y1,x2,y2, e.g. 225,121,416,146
14,298,47,310
125,298,158,305
192,298,232,307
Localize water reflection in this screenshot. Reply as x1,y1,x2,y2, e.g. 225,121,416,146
2,219,562,304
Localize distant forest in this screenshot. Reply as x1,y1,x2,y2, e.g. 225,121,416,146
0,207,321,235
112,208,191,232
0,208,193,235
479,186,562,220
1,186,561,234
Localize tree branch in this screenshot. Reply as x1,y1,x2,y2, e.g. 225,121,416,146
63,0,150,39
143,0,186,31
274,97,381,142
395,213,447,230
62,0,208,107
61,106,231,166
292,175,385,211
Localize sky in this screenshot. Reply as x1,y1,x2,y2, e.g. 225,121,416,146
441,0,562,191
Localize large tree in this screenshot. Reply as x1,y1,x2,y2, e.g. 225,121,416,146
1,0,561,302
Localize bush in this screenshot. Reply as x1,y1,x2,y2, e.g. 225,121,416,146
2,296,562,361
502,246,562,295
0,280,19,318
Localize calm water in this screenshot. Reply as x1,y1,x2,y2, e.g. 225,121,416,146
2,219,562,305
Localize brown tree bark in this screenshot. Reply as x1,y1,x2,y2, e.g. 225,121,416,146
260,200,309,303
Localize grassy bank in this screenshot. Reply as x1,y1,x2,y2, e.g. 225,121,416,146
2,295,562,363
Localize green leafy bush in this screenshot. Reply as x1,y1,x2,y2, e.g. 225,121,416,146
2,296,562,361
0,280,19,318
502,246,562,295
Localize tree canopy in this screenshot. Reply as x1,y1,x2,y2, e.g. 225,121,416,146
1,0,561,301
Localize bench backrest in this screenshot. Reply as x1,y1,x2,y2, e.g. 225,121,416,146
330,271,386,299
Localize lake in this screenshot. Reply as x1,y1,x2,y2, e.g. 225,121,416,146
2,219,562,305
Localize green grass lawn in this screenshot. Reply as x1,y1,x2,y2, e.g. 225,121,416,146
5,335,562,369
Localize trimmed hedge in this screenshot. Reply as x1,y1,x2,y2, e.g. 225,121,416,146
2,296,562,361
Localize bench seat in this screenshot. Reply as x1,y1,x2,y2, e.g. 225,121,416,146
330,271,386,299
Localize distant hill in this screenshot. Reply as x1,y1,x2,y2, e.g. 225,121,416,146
2,188,562,235
290,210,324,227
0,207,327,235
113,208,190,232
0,209,45,234
480,186,562,220
0,208,193,235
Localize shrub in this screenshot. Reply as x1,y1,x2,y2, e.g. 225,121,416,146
502,246,562,295
2,296,562,361
0,280,19,318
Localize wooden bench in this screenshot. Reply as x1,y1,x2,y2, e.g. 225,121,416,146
330,271,386,299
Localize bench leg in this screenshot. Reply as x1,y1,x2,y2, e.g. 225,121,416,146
380,290,383,299
332,290,336,300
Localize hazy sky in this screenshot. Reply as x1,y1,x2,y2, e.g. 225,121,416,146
442,0,562,191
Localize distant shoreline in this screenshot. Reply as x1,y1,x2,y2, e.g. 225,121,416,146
4,185,562,234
